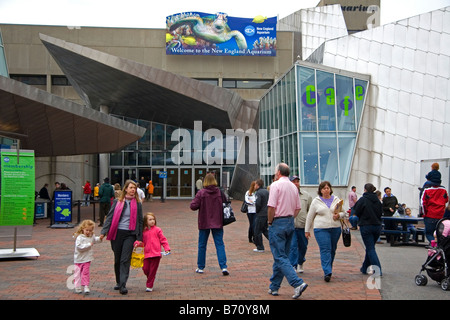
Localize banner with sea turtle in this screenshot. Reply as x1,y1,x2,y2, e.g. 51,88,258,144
166,12,277,56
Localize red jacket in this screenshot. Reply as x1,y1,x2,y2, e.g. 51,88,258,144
83,182,91,194
140,226,170,258
421,186,449,219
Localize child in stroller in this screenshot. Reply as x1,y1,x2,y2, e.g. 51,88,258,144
415,218,450,290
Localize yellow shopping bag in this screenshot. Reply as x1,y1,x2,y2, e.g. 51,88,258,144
130,246,144,269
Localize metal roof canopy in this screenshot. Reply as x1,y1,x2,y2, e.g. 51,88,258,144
39,34,258,133
0,75,146,157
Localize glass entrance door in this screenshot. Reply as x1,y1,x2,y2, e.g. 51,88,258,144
138,168,152,199
111,169,123,187
195,168,207,194
167,169,178,198
151,168,163,198
125,168,137,182
180,168,192,197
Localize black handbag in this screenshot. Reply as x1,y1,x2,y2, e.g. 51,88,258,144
220,190,236,226
241,201,248,213
223,202,236,226
340,220,351,247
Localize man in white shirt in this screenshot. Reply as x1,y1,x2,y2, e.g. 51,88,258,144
137,183,146,202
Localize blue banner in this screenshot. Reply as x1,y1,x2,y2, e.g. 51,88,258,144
166,12,277,57
53,190,72,223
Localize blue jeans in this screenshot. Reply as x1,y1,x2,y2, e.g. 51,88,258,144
83,193,90,206
359,225,382,275
197,229,227,270
424,217,440,243
349,215,359,228
314,227,341,276
289,228,308,267
269,217,304,291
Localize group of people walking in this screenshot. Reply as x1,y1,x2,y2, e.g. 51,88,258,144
238,163,350,298
70,161,448,299
240,163,391,298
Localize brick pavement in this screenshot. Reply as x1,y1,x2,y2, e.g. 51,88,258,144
0,199,381,301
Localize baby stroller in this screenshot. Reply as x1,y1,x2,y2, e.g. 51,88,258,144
415,218,450,290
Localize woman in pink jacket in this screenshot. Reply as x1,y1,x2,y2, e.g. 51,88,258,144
135,212,170,292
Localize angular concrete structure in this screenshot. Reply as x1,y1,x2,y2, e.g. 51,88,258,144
39,34,259,133
0,75,146,157
39,33,259,199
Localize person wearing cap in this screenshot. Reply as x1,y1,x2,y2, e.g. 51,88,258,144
288,175,312,273
98,178,114,227
267,163,307,299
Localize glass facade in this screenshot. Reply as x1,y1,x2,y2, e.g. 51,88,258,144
0,28,15,149
109,116,236,198
259,63,369,187
0,28,8,77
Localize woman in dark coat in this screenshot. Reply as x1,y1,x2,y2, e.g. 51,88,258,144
190,173,229,275
353,183,383,276
100,180,143,294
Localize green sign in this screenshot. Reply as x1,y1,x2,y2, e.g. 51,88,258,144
0,150,35,226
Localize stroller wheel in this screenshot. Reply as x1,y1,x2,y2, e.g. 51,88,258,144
441,279,450,291
415,275,427,286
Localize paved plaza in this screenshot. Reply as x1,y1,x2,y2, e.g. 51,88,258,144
0,199,380,303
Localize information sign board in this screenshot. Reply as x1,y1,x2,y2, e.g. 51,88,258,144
0,150,35,226
53,190,72,223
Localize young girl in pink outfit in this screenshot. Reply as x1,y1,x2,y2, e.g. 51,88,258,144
73,219,102,294
135,212,170,292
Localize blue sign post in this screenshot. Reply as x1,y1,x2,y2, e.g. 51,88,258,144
52,190,74,228
159,171,167,179
158,171,167,202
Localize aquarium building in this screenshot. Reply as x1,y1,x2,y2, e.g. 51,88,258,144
1,4,449,213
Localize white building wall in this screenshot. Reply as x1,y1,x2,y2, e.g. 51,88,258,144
278,4,348,60
308,6,450,214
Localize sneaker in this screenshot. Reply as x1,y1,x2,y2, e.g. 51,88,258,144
292,283,308,299
146,287,153,292
75,287,82,294
195,268,204,274
84,286,90,294
222,268,229,276
253,249,264,253
297,264,304,273
268,288,279,296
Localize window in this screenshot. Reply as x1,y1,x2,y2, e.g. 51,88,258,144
259,63,369,186
195,78,219,86
51,75,71,86
223,79,273,89
151,123,165,151
10,74,46,85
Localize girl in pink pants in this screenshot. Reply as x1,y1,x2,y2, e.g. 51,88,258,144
73,219,102,294
134,212,170,292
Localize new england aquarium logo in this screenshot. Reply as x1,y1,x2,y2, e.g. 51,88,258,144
244,25,256,36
